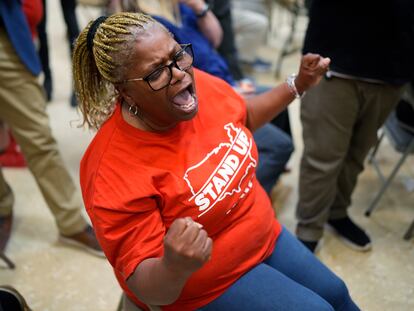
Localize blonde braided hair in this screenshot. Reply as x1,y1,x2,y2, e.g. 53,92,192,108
73,12,156,129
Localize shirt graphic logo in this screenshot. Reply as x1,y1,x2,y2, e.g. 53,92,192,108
183,123,257,217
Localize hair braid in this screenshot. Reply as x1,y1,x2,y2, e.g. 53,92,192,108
73,12,156,129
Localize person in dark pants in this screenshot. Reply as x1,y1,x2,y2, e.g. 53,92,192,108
37,0,80,106
210,0,243,81
296,0,414,253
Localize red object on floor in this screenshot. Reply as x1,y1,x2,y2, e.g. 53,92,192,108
0,133,27,168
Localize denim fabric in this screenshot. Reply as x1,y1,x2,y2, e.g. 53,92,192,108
200,228,360,311
253,123,293,194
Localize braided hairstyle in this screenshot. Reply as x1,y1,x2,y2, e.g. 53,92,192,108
73,12,156,129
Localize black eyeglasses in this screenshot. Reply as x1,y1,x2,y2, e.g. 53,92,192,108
123,43,194,91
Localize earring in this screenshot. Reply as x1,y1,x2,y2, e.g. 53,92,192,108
128,105,139,116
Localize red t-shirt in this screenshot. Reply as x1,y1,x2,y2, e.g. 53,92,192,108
80,69,282,311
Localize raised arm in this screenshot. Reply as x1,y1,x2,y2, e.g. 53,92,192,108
180,0,223,48
126,218,213,306
245,54,330,131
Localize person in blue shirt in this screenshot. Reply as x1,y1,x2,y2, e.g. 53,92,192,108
155,3,236,86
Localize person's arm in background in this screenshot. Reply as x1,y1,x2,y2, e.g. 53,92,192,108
180,0,223,48
245,54,330,132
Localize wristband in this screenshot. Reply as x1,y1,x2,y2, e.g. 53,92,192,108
286,73,305,99
196,3,210,18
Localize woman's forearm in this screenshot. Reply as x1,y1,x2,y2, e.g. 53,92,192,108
245,54,330,131
126,257,191,306
245,82,297,132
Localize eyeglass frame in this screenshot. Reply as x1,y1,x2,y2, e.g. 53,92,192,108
121,43,194,91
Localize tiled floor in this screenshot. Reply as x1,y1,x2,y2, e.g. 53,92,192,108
1,2,413,311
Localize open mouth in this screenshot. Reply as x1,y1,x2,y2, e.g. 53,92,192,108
171,84,197,113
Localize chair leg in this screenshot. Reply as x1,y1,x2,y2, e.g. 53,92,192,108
369,132,387,183
368,131,385,164
404,219,414,240
0,252,15,269
365,147,411,217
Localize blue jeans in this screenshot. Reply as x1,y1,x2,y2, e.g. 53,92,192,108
253,123,293,194
200,228,360,311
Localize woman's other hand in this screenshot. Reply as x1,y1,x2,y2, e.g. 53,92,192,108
295,53,331,94
163,217,213,276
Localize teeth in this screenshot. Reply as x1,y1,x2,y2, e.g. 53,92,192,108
181,95,195,109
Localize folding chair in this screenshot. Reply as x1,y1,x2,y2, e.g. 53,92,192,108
365,110,414,240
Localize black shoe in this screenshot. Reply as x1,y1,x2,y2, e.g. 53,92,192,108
59,225,105,258
327,217,372,252
299,239,318,253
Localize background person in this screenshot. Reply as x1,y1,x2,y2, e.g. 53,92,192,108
231,0,272,72
295,0,414,252
37,0,80,106
0,0,103,265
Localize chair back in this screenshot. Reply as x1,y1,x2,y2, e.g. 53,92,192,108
395,83,414,135
384,111,414,153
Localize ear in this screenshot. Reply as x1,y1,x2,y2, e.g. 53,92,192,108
116,84,135,107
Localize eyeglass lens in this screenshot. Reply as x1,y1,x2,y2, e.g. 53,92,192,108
147,45,193,90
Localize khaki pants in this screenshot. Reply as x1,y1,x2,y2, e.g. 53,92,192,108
296,76,404,241
232,8,268,62
0,29,86,235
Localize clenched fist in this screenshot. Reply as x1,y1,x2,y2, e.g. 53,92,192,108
163,217,213,275
295,53,331,94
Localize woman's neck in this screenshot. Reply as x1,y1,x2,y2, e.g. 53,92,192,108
120,101,176,132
